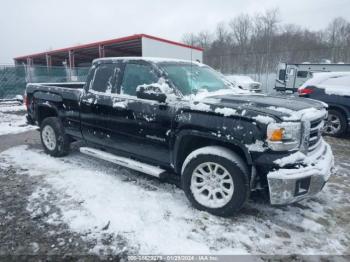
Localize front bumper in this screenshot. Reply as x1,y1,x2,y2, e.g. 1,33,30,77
267,139,334,205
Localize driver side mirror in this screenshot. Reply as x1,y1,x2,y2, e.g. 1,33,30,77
136,85,167,103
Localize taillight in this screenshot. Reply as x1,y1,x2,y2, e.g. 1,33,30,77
298,87,314,96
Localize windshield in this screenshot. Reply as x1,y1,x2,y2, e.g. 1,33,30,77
159,63,231,96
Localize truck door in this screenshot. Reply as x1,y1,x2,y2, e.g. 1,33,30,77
108,61,172,166
80,62,121,145
286,65,297,91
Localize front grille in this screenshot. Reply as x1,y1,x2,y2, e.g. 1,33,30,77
308,117,324,151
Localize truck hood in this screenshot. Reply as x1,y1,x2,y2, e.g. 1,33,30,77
202,93,326,121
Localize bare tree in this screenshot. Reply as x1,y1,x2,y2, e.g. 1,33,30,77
229,14,252,48
181,9,350,76
326,17,350,61
196,30,212,49
182,32,198,46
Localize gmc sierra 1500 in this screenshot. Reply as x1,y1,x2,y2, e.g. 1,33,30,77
25,57,334,217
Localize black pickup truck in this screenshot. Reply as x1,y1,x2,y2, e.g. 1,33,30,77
25,57,334,217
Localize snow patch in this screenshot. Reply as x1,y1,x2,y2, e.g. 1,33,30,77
181,146,247,175
0,111,36,136
268,106,326,121
0,145,347,255
253,115,275,124
214,107,237,117
0,104,26,113
246,140,266,152
274,151,306,167
190,102,211,112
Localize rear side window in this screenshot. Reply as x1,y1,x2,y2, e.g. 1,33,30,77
90,64,119,93
297,71,308,78
121,63,158,96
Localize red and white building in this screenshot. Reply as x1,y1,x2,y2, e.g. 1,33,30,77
14,34,204,69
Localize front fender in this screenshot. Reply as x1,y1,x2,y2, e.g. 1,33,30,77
327,103,350,119
173,129,253,174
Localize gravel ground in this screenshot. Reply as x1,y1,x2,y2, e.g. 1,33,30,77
0,110,349,260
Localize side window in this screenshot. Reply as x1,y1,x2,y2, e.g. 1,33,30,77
278,69,286,81
90,64,119,93
297,71,308,78
121,63,158,96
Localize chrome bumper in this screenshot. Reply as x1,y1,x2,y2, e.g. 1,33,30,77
267,139,334,205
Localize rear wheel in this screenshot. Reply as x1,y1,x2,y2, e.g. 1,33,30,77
40,117,70,157
324,109,347,137
181,146,249,217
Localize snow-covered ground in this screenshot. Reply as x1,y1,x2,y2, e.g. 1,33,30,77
0,105,37,136
0,144,349,256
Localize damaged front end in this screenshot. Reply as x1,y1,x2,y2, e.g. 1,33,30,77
255,107,335,205
267,138,334,205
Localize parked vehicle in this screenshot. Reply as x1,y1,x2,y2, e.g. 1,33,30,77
298,72,350,137
0,95,23,105
275,62,350,92
226,75,262,92
25,57,333,217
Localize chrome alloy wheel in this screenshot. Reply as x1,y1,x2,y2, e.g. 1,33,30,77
190,162,234,208
324,113,341,135
42,125,56,151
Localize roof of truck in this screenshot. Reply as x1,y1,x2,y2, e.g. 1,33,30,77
93,57,204,66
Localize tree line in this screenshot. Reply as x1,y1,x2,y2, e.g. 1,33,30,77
182,9,350,75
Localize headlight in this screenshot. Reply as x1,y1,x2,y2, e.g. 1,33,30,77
267,122,301,151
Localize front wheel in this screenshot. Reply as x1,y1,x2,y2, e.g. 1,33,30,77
181,146,249,217
40,117,70,157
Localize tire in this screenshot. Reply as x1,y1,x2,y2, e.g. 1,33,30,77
324,109,347,137
40,117,70,157
181,146,249,217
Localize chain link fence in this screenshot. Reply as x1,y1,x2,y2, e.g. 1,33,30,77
0,65,90,98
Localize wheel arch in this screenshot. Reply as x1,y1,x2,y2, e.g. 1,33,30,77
173,130,252,175
36,104,59,125
327,104,349,120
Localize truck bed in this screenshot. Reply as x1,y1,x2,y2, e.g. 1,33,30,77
26,82,85,101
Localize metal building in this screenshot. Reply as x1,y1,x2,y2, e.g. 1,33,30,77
14,34,204,68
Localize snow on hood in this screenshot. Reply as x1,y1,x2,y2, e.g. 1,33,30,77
267,106,327,121
186,91,326,122
185,88,251,101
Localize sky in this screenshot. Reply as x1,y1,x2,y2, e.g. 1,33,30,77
1,0,349,64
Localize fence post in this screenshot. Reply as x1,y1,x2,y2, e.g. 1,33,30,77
68,50,75,81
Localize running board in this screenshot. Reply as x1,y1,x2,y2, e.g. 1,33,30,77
79,147,166,178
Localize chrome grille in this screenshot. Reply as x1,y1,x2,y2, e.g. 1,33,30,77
308,117,324,151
